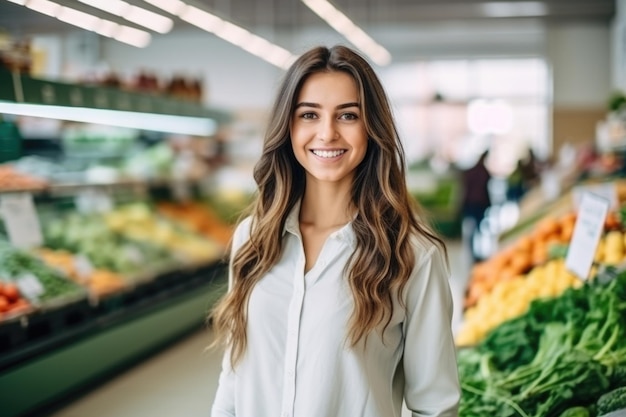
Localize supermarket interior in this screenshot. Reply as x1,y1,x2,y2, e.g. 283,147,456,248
1,0,626,416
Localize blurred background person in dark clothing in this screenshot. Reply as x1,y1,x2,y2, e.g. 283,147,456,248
460,150,492,262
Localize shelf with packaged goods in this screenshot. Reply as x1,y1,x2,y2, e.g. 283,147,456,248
0,69,231,136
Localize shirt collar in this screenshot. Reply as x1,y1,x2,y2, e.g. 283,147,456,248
282,199,356,247
283,199,302,237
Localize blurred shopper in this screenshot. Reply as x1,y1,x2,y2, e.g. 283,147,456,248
506,148,543,202
460,150,492,262
210,45,460,417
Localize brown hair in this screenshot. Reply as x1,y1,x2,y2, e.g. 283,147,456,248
210,45,446,365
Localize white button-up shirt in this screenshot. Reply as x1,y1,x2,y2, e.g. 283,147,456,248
212,202,460,417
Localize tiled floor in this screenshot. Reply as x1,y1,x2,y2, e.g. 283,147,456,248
47,239,472,417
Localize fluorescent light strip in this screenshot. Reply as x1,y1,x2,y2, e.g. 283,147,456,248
57,6,100,31
301,0,391,66
114,25,151,48
0,102,217,136
481,2,548,17
26,0,59,17
142,0,186,16
19,0,152,48
144,1,297,70
78,0,174,34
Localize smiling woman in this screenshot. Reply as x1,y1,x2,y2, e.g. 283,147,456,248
209,45,461,417
291,71,368,186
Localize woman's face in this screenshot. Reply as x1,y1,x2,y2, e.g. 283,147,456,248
290,71,368,187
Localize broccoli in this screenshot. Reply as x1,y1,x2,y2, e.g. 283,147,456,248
609,366,626,389
597,386,626,416
559,406,590,417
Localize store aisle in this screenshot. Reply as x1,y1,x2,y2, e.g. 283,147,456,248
47,239,471,417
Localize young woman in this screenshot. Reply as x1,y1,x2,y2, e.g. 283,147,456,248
210,45,460,417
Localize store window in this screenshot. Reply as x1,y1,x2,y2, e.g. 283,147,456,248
380,58,550,177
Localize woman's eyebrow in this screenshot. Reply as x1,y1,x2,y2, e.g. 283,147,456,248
295,101,360,109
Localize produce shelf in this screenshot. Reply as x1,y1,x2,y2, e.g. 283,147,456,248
0,261,227,417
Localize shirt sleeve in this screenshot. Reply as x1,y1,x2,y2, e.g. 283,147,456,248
402,244,461,417
211,217,253,417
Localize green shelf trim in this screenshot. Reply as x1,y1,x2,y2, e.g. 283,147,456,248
0,69,231,125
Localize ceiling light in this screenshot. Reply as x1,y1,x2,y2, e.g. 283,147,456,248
481,2,548,17
125,6,173,33
26,0,59,17
96,20,120,38
78,0,127,15
6,0,27,5
142,0,186,16
160,2,297,70
179,5,224,32
114,25,151,48
216,21,252,47
17,0,153,48
57,7,100,31
78,0,173,34
301,0,391,66
0,102,218,136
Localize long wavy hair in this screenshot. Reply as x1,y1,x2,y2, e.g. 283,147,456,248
210,45,446,366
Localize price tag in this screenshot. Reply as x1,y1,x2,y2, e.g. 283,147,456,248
572,183,618,210
74,254,95,280
565,192,610,280
0,193,44,249
74,188,113,214
15,273,45,301
124,246,144,264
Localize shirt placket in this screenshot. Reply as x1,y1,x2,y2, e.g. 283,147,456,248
280,251,306,417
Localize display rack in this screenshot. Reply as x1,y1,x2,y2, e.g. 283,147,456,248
0,69,230,123
0,70,234,417
0,262,227,417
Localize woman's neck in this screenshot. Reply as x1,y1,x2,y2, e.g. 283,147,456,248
299,181,353,229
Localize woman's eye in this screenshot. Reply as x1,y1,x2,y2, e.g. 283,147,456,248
300,112,317,119
340,113,358,121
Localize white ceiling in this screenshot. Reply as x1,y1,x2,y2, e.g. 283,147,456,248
0,0,615,36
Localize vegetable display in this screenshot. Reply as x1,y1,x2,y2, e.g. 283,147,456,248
458,206,626,346
458,270,626,416
43,211,180,277
0,241,85,305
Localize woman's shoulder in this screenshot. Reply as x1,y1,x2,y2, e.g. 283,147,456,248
231,216,254,251
409,232,449,273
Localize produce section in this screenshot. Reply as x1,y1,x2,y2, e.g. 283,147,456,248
0,67,240,416
458,269,626,416
0,186,236,417
456,175,626,416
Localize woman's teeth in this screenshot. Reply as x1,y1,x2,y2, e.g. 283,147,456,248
312,150,345,158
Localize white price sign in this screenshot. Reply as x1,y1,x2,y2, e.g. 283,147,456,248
565,192,610,280
0,193,44,249
74,254,95,280
572,183,618,210
74,188,113,214
15,273,45,301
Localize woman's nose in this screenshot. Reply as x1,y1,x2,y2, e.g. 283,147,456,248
318,119,337,141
